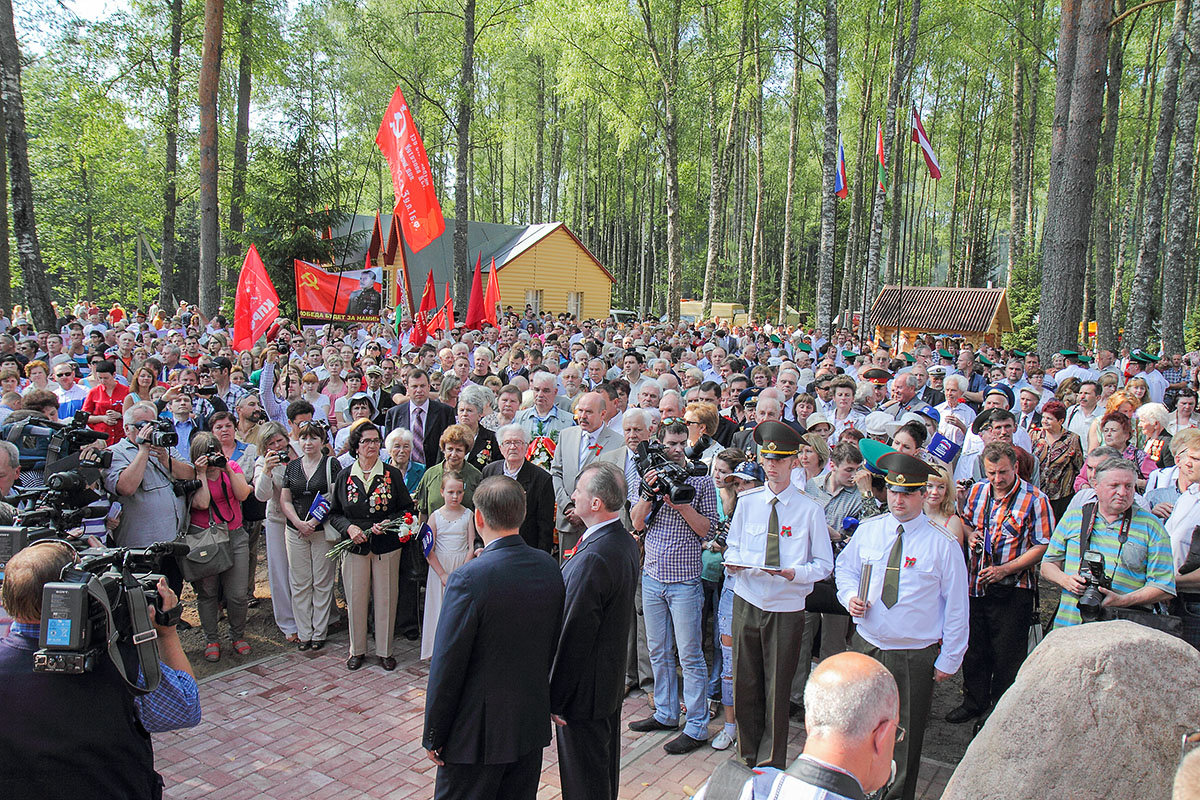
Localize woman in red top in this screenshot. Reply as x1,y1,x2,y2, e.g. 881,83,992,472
82,360,129,445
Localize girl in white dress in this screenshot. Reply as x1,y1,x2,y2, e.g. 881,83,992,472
420,472,477,660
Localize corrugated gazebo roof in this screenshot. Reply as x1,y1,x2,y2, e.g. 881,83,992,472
870,286,1012,334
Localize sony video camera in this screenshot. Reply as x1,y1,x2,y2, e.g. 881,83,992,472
633,439,708,505
1077,549,1110,622
33,541,187,692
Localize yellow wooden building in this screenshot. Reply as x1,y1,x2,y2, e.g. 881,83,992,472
330,215,615,321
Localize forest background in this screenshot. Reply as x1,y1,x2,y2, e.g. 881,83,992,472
0,0,1194,354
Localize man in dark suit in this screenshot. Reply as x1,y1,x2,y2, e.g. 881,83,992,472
550,462,640,800
424,476,566,800
483,425,556,553
363,365,395,424
382,368,453,467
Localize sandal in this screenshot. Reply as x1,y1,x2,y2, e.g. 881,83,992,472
233,640,251,656
204,642,220,662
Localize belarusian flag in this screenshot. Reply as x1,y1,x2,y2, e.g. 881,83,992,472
876,121,887,193
911,106,942,180
835,133,848,199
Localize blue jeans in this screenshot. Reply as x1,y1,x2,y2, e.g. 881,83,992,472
643,574,709,740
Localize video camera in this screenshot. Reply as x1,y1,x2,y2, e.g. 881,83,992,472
633,439,708,505
1077,549,1110,622
33,541,188,693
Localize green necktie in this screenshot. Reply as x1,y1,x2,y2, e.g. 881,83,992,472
881,524,905,609
765,498,781,569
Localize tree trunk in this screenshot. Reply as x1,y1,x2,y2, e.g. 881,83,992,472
0,93,10,312
701,5,747,320
548,94,562,221
197,0,224,316
1161,1,1200,354
160,0,182,307
229,0,252,252
815,0,838,332
1037,0,1113,355
1093,0,1124,350
534,57,545,224
1126,0,1190,350
453,0,475,314
747,24,765,323
862,0,920,335
0,0,56,329
1008,18,1026,283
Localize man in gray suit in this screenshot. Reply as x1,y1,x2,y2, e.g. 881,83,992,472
551,391,626,559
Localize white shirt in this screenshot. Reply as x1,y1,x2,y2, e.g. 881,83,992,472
1057,364,1098,384
1165,483,1200,570
934,400,976,445
834,511,969,674
1143,369,1168,404
723,483,834,612
1065,403,1102,447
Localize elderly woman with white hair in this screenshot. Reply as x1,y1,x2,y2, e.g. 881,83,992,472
456,383,501,470
384,426,426,493
1139,402,1176,474
480,423,555,553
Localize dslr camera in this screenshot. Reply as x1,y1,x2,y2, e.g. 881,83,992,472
205,444,227,470
633,440,708,505
1077,549,1110,621
139,418,179,449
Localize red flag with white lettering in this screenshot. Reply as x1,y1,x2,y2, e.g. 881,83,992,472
375,86,445,252
233,245,279,351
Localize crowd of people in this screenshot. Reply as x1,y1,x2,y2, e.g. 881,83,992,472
0,296,1198,799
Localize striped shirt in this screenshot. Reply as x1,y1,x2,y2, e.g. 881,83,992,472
634,473,719,583
963,479,1053,597
1042,504,1176,628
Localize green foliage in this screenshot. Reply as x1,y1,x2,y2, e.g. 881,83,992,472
1004,254,1040,350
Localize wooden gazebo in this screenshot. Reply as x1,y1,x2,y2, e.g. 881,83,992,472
870,286,1013,349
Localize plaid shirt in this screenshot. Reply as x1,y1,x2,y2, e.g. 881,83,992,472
8,622,201,732
632,473,719,583
219,382,251,412
963,479,1053,597
805,476,868,537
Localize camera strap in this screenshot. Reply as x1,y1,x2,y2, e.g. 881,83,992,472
84,569,161,695
1078,502,1131,582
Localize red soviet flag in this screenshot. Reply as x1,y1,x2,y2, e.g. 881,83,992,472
412,270,437,347
376,86,445,252
484,258,500,327
464,254,486,330
233,245,279,351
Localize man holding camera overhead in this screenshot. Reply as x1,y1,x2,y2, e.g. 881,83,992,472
104,401,195,596
722,420,834,769
626,419,719,756
0,540,201,799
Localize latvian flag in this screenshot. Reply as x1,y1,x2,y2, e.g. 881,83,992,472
911,106,942,180
307,492,332,524
835,133,848,199
876,121,887,193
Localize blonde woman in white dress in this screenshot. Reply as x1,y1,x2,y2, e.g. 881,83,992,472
420,471,477,660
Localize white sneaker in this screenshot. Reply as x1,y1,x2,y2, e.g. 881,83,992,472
711,729,736,751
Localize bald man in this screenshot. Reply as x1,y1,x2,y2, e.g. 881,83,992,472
695,651,901,799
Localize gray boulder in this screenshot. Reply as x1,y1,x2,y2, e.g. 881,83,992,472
942,620,1200,800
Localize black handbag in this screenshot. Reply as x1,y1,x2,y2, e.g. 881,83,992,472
178,474,235,582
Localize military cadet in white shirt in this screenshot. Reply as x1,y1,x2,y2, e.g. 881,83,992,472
833,452,969,800
724,421,835,769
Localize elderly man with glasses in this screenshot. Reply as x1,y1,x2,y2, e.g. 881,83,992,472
481,424,555,553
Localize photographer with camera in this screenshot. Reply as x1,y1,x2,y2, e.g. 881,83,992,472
627,420,719,755
0,540,200,799
104,402,195,596
1042,456,1176,629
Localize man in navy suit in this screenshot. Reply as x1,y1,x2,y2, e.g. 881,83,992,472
423,476,566,800
550,462,640,800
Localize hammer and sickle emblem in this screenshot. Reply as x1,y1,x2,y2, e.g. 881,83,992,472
299,272,320,290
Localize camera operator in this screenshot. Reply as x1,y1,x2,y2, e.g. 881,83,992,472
627,420,719,755
1041,456,1176,629
0,541,200,799
104,402,195,596
6,389,62,489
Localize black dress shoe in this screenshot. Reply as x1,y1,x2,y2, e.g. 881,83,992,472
403,630,420,641
789,701,805,721
380,656,397,671
945,705,978,724
663,733,707,754
629,715,678,733
311,640,326,651
298,640,312,651
346,655,365,671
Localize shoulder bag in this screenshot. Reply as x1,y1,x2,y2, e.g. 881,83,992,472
177,473,234,581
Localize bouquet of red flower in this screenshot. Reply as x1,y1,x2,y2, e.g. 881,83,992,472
527,436,556,471
327,512,418,562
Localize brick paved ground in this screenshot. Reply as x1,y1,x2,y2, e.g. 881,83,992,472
155,633,954,799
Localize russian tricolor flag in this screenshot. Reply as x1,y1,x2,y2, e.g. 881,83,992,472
835,133,848,199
